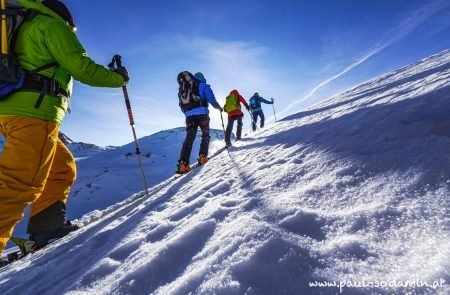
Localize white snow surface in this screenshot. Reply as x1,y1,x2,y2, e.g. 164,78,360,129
65,128,226,218
0,49,449,294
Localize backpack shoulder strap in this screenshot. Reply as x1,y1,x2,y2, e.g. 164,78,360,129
8,9,38,57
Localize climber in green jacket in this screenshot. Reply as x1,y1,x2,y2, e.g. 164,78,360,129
0,0,129,257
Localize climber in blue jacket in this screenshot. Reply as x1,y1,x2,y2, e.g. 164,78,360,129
249,92,274,131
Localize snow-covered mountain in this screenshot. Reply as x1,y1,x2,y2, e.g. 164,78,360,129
0,132,110,156
59,132,75,145
1,49,449,294
60,132,116,158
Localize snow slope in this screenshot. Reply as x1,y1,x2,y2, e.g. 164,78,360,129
0,49,449,294
9,128,226,240
65,127,226,220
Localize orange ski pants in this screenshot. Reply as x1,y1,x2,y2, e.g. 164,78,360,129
0,116,76,254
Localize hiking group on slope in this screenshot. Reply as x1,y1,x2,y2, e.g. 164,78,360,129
0,0,275,265
176,72,274,174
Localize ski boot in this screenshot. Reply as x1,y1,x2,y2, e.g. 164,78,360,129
10,237,38,254
29,220,79,248
225,141,232,147
176,161,191,174
198,154,208,165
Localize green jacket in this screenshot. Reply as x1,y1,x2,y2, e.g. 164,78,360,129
0,0,125,125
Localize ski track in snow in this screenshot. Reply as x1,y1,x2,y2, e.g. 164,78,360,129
0,50,449,294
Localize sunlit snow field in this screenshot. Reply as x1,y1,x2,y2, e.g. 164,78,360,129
0,50,449,294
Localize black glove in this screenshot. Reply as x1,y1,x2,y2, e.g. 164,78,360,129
113,66,129,84
218,106,224,112
246,105,250,111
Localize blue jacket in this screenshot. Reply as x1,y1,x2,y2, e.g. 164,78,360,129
182,74,221,117
249,95,273,112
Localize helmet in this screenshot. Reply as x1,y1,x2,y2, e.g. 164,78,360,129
42,0,76,31
254,92,259,97
194,72,205,79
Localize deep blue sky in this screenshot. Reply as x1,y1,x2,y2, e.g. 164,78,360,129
61,0,450,146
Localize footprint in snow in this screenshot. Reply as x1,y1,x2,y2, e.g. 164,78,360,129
279,210,326,241
145,222,175,243
115,220,216,294
210,207,234,222
170,198,208,221
78,257,121,286
184,190,205,203
108,238,144,261
258,158,288,170
231,237,321,294
290,157,303,165
220,200,241,208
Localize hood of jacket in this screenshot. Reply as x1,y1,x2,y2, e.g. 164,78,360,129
18,0,69,27
194,73,206,83
230,89,240,96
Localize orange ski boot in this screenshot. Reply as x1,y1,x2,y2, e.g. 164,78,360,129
198,154,208,165
176,161,191,174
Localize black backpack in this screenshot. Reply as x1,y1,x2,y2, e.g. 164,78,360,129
177,71,207,111
0,1,57,100
0,2,27,90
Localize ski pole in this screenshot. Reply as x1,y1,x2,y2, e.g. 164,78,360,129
248,109,259,131
220,111,226,137
109,55,149,196
220,111,231,155
271,98,277,122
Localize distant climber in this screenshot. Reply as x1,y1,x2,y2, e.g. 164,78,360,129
249,92,274,131
223,90,249,146
176,72,222,174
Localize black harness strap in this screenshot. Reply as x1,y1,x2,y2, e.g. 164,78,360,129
33,79,48,109
29,62,58,74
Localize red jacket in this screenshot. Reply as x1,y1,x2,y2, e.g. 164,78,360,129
224,90,249,117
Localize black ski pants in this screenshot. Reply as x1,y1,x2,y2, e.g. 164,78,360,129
252,110,265,131
225,115,243,144
179,114,210,164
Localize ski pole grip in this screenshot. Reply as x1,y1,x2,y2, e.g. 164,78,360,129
113,55,122,68
108,54,122,70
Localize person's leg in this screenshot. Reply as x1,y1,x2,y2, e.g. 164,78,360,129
0,116,58,254
252,111,258,131
179,116,198,164
28,138,77,236
236,116,243,140
198,115,211,156
260,111,265,128
225,116,235,145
